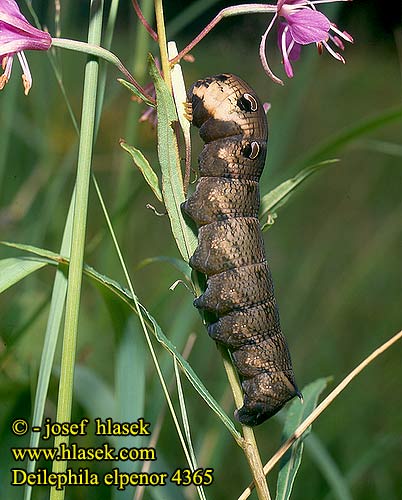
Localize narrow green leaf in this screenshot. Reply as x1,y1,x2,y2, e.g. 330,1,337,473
117,78,156,107
1,240,67,263
0,257,48,293
275,378,329,500
98,274,239,440
1,241,241,442
120,141,163,202
149,54,197,262
260,159,339,230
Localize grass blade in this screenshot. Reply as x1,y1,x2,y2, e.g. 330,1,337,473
113,318,146,500
50,2,104,498
275,378,329,500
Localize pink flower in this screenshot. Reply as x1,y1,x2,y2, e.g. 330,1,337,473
260,0,353,84
0,0,52,94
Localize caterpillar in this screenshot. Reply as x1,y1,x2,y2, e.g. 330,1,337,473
182,74,300,426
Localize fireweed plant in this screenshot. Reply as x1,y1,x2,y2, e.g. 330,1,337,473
1,1,401,500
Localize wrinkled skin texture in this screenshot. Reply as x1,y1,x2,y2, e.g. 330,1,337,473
182,74,300,426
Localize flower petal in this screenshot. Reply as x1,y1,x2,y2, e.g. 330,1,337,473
1,0,28,21
287,9,330,45
278,21,301,62
0,1,52,57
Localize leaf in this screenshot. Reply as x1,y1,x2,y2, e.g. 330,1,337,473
1,240,67,264
120,141,163,202
117,78,155,107
275,378,329,500
0,257,48,293
260,159,339,231
149,54,197,262
1,241,241,442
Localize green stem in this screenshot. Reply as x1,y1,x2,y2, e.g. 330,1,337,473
219,346,271,500
49,2,103,499
154,0,172,90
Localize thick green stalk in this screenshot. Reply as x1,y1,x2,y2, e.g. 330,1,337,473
49,1,103,499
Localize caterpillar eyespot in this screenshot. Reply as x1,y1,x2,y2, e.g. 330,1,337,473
246,141,261,160
238,93,259,112
182,73,299,427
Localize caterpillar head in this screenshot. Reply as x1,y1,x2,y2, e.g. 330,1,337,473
235,371,301,426
187,73,267,143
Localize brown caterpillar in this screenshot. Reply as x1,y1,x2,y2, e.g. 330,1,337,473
182,74,300,426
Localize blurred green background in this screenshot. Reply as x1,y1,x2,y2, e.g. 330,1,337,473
0,1,401,499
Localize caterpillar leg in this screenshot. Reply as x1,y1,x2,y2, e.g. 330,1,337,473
184,101,193,122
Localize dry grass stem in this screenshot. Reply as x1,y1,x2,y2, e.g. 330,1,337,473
239,328,402,500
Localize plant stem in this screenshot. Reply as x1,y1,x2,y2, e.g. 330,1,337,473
132,0,158,41
49,1,103,499
154,0,172,90
220,347,271,500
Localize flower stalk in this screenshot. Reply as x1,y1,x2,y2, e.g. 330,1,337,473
169,4,277,66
